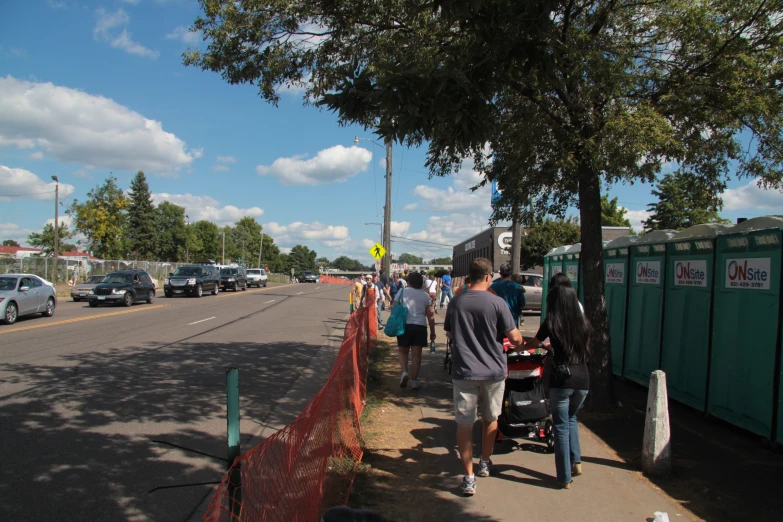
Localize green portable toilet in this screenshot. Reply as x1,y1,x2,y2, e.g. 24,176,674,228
541,245,571,320
624,230,678,386
709,216,783,440
661,224,731,412
564,243,582,297
603,236,638,376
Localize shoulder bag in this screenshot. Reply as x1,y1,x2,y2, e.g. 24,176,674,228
384,288,408,337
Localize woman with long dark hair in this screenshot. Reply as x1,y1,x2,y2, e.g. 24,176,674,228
526,284,590,488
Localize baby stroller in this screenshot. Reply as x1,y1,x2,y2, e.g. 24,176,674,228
496,340,555,452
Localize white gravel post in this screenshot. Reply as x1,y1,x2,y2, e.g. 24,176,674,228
642,370,672,477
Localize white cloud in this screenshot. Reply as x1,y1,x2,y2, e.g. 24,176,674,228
402,203,418,211
257,145,372,185
264,221,351,249
0,166,75,202
30,151,44,160
151,193,264,226
211,165,230,172
0,223,35,246
94,8,158,59
217,156,236,164
45,215,75,229
47,0,66,9
390,221,411,236
401,213,491,251
166,25,202,44
361,238,375,249
723,181,783,212
279,247,292,255
412,185,492,213
622,208,650,232
0,76,201,173
120,0,140,5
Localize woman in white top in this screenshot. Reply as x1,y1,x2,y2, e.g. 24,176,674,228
393,271,436,390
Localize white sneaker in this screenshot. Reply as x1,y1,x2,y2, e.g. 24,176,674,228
400,372,409,388
411,380,422,390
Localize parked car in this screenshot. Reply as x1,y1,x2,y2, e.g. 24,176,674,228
71,275,106,301
299,271,320,283
246,268,268,288
518,273,544,311
165,265,220,298
0,274,57,324
88,270,156,307
220,267,248,292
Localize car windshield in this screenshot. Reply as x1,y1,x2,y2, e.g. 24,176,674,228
221,269,238,275
0,277,18,291
247,270,261,275
173,267,201,276
88,275,106,284
303,272,314,276
104,273,133,284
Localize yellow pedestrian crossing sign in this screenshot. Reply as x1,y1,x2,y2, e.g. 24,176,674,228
369,242,386,261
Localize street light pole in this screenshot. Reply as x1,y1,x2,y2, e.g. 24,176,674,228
257,230,263,268
51,176,59,283
185,214,190,263
222,230,225,265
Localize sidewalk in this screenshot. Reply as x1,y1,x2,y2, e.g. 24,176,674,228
353,329,692,522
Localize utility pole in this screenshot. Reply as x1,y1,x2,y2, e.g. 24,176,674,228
241,239,245,265
383,137,392,275
185,214,190,263
51,176,59,283
258,230,264,268
222,230,225,265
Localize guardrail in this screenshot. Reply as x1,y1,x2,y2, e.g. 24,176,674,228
203,289,378,521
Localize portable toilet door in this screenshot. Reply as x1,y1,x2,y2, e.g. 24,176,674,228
603,236,638,376
624,230,678,386
709,217,783,441
564,243,582,297
661,224,731,412
542,245,571,320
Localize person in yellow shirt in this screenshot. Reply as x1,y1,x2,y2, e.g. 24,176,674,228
353,276,364,309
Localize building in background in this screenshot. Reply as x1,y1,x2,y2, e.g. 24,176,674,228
451,226,632,277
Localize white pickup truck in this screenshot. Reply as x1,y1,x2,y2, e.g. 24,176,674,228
246,268,269,288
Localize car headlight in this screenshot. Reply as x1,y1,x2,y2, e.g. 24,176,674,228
165,278,170,285
228,278,235,282
113,289,127,295
90,289,95,294
187,278,197,285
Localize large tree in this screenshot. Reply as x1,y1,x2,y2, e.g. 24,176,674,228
429,256,453,265
27,223,76,256
644,173,731,231
287,244,318,274
230,216,263,264
155,201,187,261
520,218,582,270
395,253,423,265
601,195,634,232
186,0,783,407
126,171,157,259
68,176,129,259
191,220,222,261
2,239,20,247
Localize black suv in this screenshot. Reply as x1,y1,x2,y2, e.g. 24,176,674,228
88,270,156,307
165,265,220,298
220,267,248,292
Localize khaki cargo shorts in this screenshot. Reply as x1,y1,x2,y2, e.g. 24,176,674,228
452,378,505,425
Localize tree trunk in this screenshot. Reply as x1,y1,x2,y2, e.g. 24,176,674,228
578,163,616,410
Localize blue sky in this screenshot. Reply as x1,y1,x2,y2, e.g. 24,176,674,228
1,0,781,264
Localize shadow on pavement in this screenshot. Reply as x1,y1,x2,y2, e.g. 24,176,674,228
0,339,328,521
581,379,783,522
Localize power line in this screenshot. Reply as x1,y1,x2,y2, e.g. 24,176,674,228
391,235,453,248
0,190,56,197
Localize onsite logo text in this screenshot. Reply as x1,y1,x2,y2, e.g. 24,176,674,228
674,260,707,287
605,263,625,284
726,258,771,290
636,261,661,284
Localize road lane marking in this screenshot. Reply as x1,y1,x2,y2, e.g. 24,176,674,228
216,283,298,299
0,304,169,335
264,300,276,304
296,292,304,295
316,287,321,289
188,316,216,325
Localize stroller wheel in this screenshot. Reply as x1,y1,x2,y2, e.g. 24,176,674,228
545,419,555,453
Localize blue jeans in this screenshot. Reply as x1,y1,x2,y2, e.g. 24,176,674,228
376,300,383,327
440,287,452,307
549,388,588,484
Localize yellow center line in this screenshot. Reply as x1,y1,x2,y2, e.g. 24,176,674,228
0,304,169,335
216,282,299,299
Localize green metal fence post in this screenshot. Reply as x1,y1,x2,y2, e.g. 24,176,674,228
226,367,241,518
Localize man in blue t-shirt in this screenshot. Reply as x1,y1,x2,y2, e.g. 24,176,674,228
440,269,453,309
489,263,526,326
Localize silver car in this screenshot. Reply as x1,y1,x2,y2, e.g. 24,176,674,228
0,274,57,325
71,274,106,301
518,273,544,311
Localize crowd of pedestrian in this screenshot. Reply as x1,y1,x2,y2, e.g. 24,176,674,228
354,258,590,496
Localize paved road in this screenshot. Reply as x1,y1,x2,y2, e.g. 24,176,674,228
0,282,355,521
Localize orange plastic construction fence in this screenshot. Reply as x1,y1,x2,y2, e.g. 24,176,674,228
203,289,378,522
319,274,352,285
